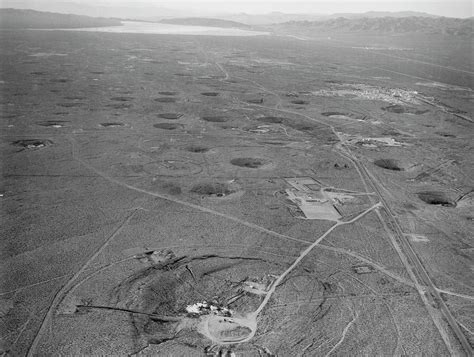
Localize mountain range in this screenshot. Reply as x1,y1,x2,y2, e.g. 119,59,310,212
0,8,121,28
276,16,473,36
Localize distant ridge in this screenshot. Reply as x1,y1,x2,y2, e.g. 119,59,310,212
159,17,249,29
0,8,122,28
278,16,473,36
215,11,440,25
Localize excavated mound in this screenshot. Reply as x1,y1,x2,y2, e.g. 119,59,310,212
191,182,233,196
201,92,219,97
158,91,178,96
417,191,456,207
12,139,53,149
201,116,227,123
158,113,183,120
374,158,406,171
153,123,181,130
230,158,266,168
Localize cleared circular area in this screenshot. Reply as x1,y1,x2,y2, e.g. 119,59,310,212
201,92,219,97
230,158,266,168
153,123,182,130
144,160,201,176
201,116,227,122
12,139,53,149
185,145,210,153
417,191,456,207
374,158,406,171
158,113,183,120
382,104,428,115
191,182,234,196
154,97,177,103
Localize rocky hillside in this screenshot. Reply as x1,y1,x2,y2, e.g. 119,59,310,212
0,8,122,28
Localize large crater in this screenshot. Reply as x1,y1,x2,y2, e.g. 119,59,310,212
374,158,407,171
230,158,267,169
417,191,456,207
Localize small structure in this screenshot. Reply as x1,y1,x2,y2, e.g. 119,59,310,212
352,265,375,274
285,189,341,221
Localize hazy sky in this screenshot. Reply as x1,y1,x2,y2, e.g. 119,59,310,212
3,0,473,17
94,0,472,17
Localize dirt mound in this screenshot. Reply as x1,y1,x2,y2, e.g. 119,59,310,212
191,182,233,196
256,116,285,124
186,145,210,153
201,116,227,122
153,123,182,130
158,113,183,120
201,92,219,97
154,97,177,103
12,139,52,149
100,122,124,127
417,191,456,207
230,158,266,168
158,91,178,96
374,158,406,171
382,104,428,115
